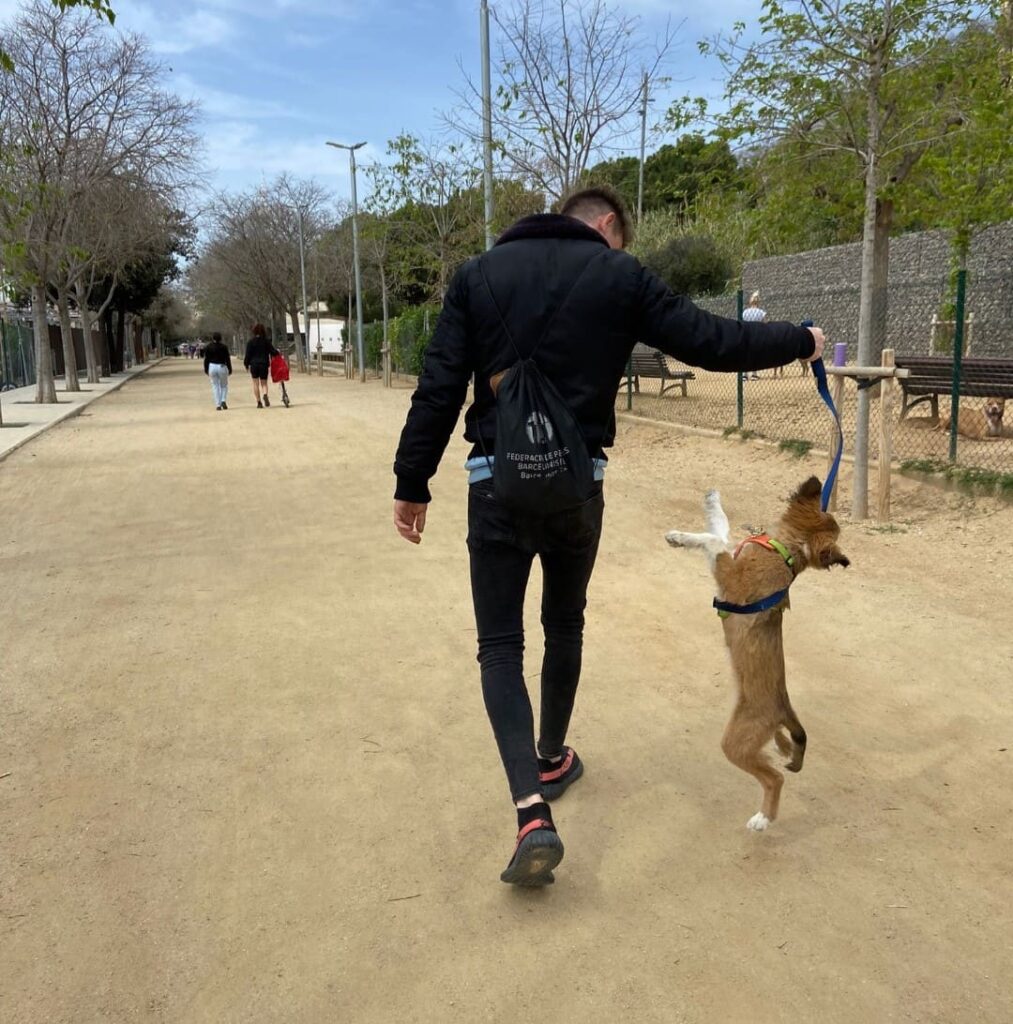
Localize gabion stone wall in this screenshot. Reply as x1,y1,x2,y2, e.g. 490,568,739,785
727,221,1013,359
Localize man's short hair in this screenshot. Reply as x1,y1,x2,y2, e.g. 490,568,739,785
559,185,632,246
212,331,222,342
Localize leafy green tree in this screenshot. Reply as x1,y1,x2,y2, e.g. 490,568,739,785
685,0,981,517
585,135,744,217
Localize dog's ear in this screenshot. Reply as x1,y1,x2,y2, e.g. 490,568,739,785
792,476,823,503
818,545,850,569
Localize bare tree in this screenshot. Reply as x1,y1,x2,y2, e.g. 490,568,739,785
450,0,676,200
362,170,392,386
0,1,199,399
207,176,331,373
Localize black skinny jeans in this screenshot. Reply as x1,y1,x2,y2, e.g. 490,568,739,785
467,478,604,802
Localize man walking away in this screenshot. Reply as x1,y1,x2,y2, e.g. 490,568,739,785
203,332,232,411
392,187,826,886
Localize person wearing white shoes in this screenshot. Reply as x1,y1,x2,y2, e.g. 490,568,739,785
203,332,232,410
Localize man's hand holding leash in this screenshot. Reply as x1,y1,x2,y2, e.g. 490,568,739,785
804,327,826,362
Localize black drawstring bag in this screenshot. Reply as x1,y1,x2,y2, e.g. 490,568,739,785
477,257,600,516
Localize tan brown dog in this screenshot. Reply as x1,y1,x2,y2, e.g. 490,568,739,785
937,397,1005,440
665,477,849,830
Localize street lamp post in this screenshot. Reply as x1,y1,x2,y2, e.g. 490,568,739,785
326,140,367,384
480,0,495,251
296,208,311,373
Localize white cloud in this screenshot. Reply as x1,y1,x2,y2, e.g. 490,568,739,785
116,3,237,55
173,72,315,122
202,118,384,194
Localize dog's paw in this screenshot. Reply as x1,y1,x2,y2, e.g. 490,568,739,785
665,531,687,548
746,812,771,832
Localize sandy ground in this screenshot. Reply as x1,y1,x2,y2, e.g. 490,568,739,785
2,359,1012,1024
625,362,1013,472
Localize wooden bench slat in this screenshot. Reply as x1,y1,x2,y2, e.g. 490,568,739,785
623,345,696,397
894,355,1013,418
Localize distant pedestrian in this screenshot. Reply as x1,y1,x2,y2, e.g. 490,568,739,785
243,324,279,408
742,292,766,378
203,331,232,411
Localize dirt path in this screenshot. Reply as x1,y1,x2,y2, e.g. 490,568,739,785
2,360,1011,1024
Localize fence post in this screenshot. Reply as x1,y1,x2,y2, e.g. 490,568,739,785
877,349,895,522
626,355,633,411
826,373,845,512
736,289,744,429
948,269,967,462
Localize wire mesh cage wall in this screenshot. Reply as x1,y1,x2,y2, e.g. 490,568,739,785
618,276,1013,480
0,318,37,390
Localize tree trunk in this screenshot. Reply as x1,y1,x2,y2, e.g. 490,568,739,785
111,300,126,373
32,284,57,403
289,302,306,373
100,308,112,377
75,284,100,384
871,197,893,362
57,289,81,392
381,266,390,388
852,65,883,521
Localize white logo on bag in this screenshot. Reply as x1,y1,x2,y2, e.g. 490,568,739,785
525,412,554,445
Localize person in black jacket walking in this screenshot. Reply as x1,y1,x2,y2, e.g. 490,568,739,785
392,187,826,886
243,323,279,408
203,332,233,410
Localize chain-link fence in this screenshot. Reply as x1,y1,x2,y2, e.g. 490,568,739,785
1,317,36,390
619,278,1013,487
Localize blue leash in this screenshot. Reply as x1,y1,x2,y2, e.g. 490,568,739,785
713,323,842,618
802,320,843,513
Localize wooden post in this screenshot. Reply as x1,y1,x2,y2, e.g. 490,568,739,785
826,373,845,511
877,348,895,522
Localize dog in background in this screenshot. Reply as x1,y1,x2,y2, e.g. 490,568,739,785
665,477,849,831
936,396,1005,440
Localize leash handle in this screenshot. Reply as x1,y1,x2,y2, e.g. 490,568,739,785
801,319,843,512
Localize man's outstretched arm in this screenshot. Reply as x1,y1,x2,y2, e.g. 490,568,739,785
392,267,472,539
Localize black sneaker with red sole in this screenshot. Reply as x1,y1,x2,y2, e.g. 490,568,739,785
500,803,563,886
538,747,584,801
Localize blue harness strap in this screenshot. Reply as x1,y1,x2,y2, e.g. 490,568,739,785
802,319,843,513
713,587,790,619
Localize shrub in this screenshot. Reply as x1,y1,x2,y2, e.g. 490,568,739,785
640,234,733,296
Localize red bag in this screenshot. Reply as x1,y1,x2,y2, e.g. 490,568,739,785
270,353,290,383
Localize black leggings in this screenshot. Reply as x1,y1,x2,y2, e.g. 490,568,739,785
467,479,604,802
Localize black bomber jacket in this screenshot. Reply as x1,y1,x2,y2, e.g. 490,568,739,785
393,214,815,503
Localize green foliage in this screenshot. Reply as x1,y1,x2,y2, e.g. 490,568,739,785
388,304,441,376
902,19,1013,264
585,134,744,218
779,438,813,458
364,321,385,367
639,234,732,296
899,458,1013,499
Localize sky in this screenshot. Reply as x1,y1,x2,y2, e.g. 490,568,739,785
1,0,760,204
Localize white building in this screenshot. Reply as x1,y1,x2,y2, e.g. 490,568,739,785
285,302,346,355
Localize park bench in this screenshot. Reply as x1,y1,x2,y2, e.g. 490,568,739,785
623,343,696,397
894,356,1013,419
